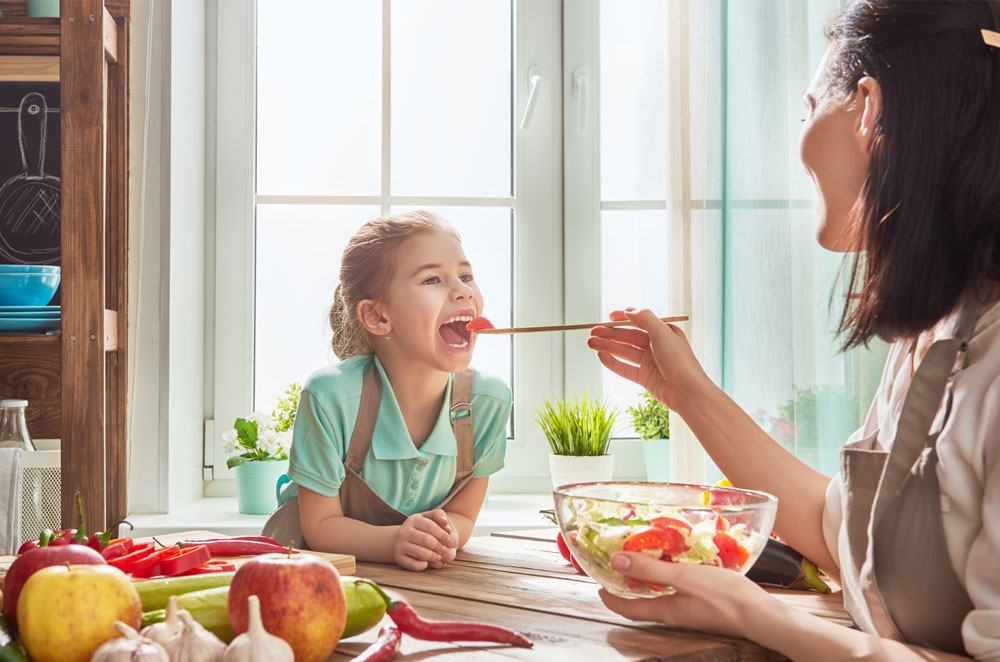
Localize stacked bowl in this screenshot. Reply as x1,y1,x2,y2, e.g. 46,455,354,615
0,265,61,333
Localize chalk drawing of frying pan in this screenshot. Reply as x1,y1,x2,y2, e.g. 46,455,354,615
0,93,60,265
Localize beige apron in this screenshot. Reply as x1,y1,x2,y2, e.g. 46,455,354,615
262,360,476,548
839,285,985,654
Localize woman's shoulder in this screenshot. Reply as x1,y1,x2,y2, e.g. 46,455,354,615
469,368,513,407
302,355,371,404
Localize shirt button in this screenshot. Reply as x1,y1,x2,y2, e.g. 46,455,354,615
410,482,419,490
405,499,414,507
416,464,425,472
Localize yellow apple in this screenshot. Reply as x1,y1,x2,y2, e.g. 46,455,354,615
17,564,142,662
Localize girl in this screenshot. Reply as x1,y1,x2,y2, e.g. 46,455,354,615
588,1,1000,659
263,210,512,571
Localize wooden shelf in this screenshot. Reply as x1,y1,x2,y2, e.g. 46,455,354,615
0,17,59,56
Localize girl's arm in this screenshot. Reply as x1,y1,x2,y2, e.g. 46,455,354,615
442,476,490,549
588,309,836,573
298,486,452,570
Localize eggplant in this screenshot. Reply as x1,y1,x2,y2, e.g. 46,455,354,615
747,537,832,593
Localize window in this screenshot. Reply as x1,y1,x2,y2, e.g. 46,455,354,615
212,0,884,493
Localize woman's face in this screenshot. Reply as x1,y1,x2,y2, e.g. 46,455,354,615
799,48,880,252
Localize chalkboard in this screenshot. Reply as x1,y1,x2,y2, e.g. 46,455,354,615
0,83,60,266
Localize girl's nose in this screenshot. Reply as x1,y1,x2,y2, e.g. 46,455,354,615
453,279,474,299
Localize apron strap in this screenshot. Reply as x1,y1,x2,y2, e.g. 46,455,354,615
450,369,475,481
872,285,983,523
344,359,382,473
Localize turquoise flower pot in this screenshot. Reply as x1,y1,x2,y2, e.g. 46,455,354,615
641,439,670,482
235,460,288,515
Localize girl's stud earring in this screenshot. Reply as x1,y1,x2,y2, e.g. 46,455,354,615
384,334,391,341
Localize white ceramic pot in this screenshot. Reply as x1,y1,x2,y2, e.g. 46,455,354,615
549,453,614,490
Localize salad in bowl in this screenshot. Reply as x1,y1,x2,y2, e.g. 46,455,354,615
553,481,778,598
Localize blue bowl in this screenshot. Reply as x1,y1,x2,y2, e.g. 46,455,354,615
0,271,60,306
0,265,60,273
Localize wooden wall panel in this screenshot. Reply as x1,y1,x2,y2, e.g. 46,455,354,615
0,340,61,439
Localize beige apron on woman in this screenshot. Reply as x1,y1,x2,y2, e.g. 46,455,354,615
262,360,476,548
838,285,986,654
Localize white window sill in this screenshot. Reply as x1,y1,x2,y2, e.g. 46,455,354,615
127,493,554,539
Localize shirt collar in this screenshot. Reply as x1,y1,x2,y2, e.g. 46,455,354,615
370,357,458,460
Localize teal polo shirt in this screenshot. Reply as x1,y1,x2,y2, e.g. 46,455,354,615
280,354,512,516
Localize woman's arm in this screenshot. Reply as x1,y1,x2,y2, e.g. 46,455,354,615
604,552,969,662
588,308,835,572
298,486,453,570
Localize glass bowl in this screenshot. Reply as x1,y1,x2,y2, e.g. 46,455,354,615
553,481,777,599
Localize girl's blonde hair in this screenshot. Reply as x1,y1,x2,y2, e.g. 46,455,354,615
330,210,460,359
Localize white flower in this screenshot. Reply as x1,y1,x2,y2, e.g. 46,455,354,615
222,429,240,454
277,430,292,452
260,430,280,455
249,411,273,430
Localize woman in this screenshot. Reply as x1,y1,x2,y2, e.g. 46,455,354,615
587,1,1000,659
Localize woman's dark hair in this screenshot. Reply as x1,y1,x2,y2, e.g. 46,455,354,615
823,0,1000,348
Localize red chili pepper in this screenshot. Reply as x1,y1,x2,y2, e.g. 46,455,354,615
360,580,532,648
179,559,236,575
713,532,749,570
158,544,211,576
353,626,402,662
177,539,287,557
47,529,77,547
100,538,135,560
651,517,693,536
181,535,281,546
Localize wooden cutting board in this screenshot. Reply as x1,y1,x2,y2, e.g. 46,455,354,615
1,529,356,582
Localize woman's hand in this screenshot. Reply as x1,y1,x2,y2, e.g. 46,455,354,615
599,551,779,640
394,512,454,571
587,308,711,413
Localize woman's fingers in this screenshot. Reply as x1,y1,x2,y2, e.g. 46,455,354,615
611,552,688,587
590,325,650,349
598,589,673,623
595,351,642,384
587,336,644,365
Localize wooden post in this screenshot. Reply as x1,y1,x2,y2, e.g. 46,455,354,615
105,13,129,531
60,0,108,528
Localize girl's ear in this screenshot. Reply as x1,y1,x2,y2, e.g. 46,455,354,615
854,76,881,155
357,299,391,339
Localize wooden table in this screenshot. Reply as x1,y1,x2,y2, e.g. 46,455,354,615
331,528,851,661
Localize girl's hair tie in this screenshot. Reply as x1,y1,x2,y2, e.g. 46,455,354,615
983,29,1000,49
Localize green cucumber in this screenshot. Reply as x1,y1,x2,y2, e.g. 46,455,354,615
142,586,234,642
135,572,235,611
598,517,627,526
0,615,28,662
341,577,388,639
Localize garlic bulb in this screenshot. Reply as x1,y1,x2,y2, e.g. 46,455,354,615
162,610,226,662
140,595,183,648
91,621,169,662
223,596,293,662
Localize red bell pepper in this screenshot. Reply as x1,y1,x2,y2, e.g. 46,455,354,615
715,514,730,532
158,545,211,576
100,538,135,560
179,559,237,576
106,542,158,574
714,532,749,570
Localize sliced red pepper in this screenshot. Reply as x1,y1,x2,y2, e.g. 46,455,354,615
715,514,730,532
465,316,494,332
713,532,749,570
625,577,666,592
179,559,237,576
158,544,211,576
651,517,693,536
101,538,135,560
106,542,157,574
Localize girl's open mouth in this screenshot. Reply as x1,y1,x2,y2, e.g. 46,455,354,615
439,314,474,349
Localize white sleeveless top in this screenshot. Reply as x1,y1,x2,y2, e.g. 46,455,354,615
822,300,1000,660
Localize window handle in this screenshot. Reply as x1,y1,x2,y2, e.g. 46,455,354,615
573,66,589,133
519,66,542,130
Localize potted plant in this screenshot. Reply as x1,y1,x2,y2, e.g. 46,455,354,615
537,395,618,489
628,391,671,482
224,383,301,515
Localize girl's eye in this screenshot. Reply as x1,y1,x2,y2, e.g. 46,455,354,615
460,273,474,283
421,276,441,285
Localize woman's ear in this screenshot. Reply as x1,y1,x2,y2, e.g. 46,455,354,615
357,300,391,339
854,76,882,154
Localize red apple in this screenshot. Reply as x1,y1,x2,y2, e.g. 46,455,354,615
228,553,346,662
2,544,106,627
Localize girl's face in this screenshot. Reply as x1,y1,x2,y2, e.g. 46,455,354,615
378,229,484,373
799,48,881,252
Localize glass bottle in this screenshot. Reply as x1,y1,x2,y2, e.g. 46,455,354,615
0,399,36,450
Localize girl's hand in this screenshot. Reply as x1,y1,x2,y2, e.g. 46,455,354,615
394,512,454,571
422,509,459,568
587,308,711,414
599,551,778,640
